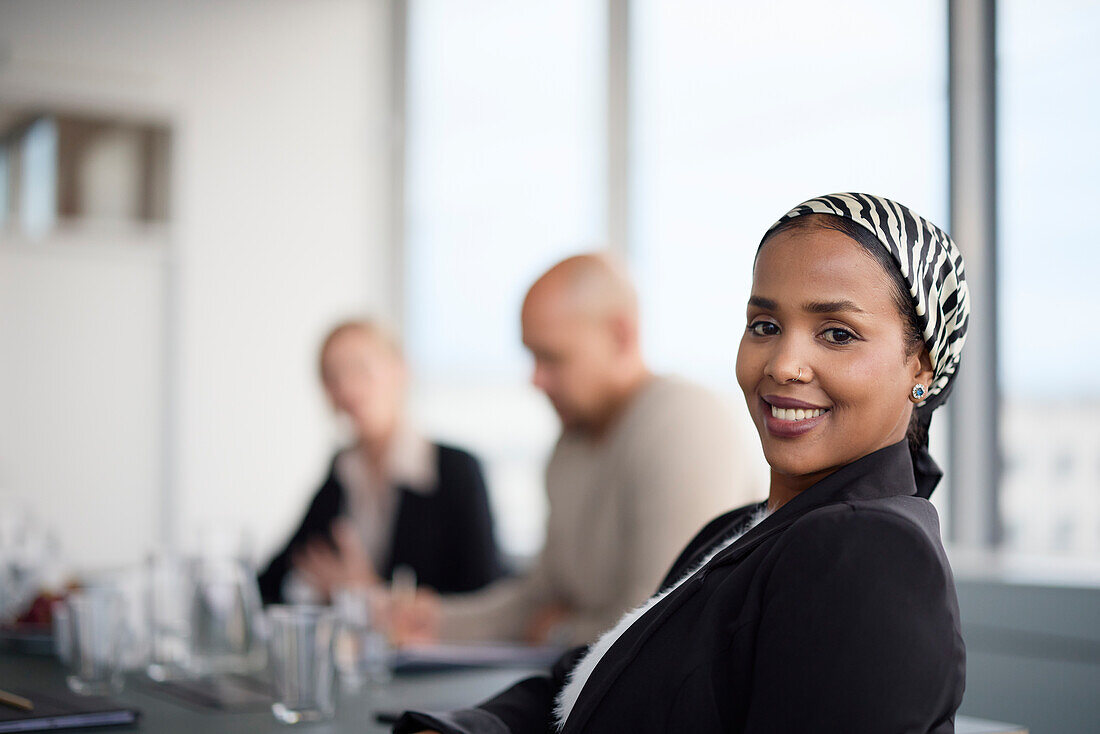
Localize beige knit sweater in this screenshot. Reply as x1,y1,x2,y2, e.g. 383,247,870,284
438,375,763,646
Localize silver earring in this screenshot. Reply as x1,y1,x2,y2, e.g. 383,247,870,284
910,384,927,402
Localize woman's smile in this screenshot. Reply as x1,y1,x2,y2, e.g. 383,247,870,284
761,395,831,438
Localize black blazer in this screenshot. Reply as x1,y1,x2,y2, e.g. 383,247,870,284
258,443,505,603
396,440,966,734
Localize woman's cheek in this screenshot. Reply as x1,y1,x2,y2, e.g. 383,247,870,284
734,336,758,393
830,349,887,387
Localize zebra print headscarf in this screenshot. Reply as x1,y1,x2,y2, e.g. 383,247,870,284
761,193,970,496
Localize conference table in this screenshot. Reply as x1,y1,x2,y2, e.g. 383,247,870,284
0,650,1025,733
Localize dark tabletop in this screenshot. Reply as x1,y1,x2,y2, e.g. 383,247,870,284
0,651,540,733
0,651,1024,733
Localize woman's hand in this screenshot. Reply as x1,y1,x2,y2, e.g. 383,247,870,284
291,520,378,598
386,588,442,646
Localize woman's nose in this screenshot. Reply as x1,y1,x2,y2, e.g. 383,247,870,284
764,336,810,385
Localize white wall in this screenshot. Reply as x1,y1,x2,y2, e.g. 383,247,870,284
0,235,166,571
0,0,394,568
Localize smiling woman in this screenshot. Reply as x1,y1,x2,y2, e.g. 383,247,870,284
737,218,935,508
395,194,970,734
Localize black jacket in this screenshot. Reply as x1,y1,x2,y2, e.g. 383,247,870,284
396,440,966,733
258,443,505,603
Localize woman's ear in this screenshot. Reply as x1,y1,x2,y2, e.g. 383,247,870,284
912,347,934,388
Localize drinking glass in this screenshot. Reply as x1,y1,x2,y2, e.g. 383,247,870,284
267,605,336,724
145,554,190,680
187,555,266,676
94,566,146,671
52,599,71,665
332,587,392,690
60,588,125,695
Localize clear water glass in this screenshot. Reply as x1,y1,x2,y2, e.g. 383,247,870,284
145,553,190,680
332,587,392,690
267,605,336,724
52,599,71,665
187,555,266,676
61,588,125,696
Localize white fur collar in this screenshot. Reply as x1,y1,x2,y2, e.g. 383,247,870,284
553,506,770,730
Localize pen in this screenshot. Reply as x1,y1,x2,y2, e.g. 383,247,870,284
0,688,34,712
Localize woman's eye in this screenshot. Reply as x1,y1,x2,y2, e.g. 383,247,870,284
748,321,779,337
822,327,857,345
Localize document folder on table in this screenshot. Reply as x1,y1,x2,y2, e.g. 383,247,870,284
0,689,139,732
393,642,563,673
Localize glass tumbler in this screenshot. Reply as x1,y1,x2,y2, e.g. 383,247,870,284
61,589,125,696
145,554,190,680
267,605,336,724
187,555,266,676
332,587,392,690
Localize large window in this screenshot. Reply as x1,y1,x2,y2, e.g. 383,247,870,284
405,0,953,556
404,0,606,556
404,0,1100,562
998,0,1100,556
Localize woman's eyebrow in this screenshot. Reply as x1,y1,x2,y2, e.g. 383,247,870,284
747,296,866,314
747,296,778,310
803,299,867,314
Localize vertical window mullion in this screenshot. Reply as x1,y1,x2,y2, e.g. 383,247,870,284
948,0,1001,548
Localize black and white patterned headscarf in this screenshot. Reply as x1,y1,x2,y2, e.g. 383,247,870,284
761,193,970,496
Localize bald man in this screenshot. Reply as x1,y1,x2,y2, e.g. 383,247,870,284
397,254,761,647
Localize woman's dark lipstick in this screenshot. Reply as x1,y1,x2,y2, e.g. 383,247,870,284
760,395,830,438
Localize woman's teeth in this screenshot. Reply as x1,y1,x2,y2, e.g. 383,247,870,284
770,405,826,421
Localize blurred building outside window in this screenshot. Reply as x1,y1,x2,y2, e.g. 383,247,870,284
997,0,1100,557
